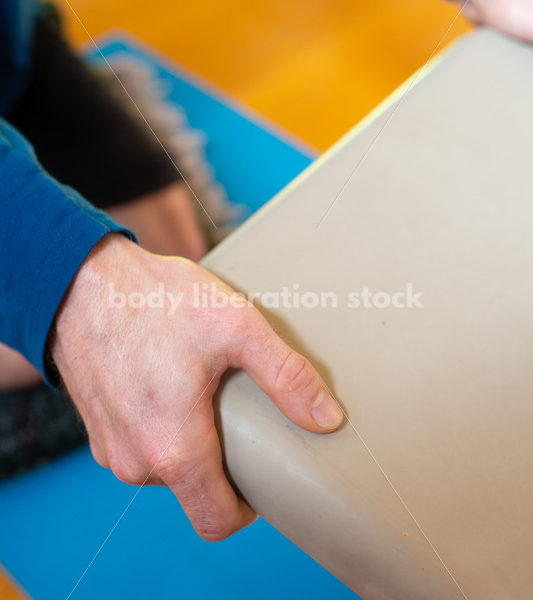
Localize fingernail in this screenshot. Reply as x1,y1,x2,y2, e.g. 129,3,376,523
311,391,343,430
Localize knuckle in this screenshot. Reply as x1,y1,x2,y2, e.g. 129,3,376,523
151,453,190,485
275,350,312,392
217,307,258,362
109,457,146,486
225,309,251,343
88,438,108,468
139,437,192,485
231,296,259,327
90,447,109,470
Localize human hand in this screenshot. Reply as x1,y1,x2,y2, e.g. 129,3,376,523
106,181,208,261
50,234,343,540
448,0,533,42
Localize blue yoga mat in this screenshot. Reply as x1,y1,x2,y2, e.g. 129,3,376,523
0,37,359,599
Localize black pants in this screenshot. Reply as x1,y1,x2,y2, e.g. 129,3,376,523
6,4,181,207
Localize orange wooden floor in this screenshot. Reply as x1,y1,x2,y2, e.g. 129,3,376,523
58,0,470,150
0,1,470,597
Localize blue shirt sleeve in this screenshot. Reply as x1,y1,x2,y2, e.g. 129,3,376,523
0,118,136,385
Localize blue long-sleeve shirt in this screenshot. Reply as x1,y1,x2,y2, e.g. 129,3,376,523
0,0,134,384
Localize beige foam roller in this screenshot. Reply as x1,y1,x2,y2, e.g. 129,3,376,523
202,28,533,600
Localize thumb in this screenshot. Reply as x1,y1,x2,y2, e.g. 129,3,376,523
230,312,344,433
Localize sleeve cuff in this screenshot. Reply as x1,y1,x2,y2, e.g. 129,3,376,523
30,213,135,387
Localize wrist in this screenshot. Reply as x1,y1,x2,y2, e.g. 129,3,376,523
50,233,138,373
